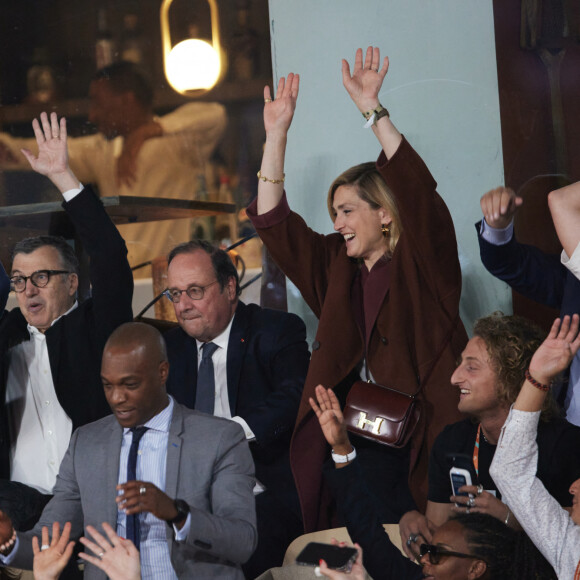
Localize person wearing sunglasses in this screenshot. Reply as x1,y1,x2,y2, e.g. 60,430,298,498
317,513,554,580
491,314,580,579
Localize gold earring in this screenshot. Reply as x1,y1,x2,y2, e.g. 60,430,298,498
381,223,390,237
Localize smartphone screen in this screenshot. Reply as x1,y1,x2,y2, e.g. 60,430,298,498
296,542,358,571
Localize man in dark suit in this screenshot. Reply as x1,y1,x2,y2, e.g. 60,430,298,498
0,322,256,579
0,112,133,532
163,240,310,577
476,185,580,424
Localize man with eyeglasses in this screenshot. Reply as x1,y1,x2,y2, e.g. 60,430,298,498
163,239,310,578
0,112,133,545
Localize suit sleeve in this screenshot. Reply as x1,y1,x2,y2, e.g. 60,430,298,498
185,421,257,563
324,460,423,580
242,311,309,447
476,221,566,309
247,192,344,319
63,186,134,347
377,137,461,314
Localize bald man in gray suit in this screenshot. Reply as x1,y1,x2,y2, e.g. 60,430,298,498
0,322,257,579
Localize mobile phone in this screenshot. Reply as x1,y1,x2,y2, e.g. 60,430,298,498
296,542,358,571
450,466,473,498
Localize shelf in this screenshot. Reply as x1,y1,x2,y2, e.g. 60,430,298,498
0,77,271,125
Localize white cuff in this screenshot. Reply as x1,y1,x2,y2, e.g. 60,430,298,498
0,535,19,565
561,241,580,281
231,416,256,442
480,219,514,246
62,184,84,202
331,446,356,464
173,512,192,542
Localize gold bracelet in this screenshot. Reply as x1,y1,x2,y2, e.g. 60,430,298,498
257,170,285,184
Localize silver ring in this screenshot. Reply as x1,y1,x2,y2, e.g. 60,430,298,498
467,497,475,508
98,552,104,558
477,484,484,496
40,544,50,551
139,486,146,495
465,507,471,515
406,533,418,547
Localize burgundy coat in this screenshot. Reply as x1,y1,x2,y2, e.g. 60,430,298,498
248,138,467,531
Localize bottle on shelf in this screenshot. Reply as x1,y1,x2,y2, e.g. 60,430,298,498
229,0,259,81
120,13,144,64
215,174,238,245
95,8,116,70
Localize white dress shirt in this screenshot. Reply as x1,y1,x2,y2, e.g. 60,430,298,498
195,314,255,440
6,304,77,493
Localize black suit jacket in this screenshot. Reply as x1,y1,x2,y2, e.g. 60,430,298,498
165,300,309,502
476,221,580,315
0,186,134,478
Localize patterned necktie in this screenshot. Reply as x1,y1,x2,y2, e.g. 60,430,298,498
126,426,148,550
196,342,219,414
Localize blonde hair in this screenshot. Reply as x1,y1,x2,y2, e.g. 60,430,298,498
327,162,401,258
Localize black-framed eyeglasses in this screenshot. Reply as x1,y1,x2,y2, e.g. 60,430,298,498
419,544,480,566
163,280,219,303
10,270,71,293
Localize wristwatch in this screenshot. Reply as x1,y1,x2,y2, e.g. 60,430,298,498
166,499,190,525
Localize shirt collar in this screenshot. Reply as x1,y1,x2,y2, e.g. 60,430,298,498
27,301,79,337
123,395,174,436
195,312,235,354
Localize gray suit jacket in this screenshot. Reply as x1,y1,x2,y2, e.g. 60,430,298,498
11,402,257,579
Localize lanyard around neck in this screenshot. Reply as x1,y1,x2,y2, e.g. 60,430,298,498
472,424,481,478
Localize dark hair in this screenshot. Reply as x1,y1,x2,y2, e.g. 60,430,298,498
452,513,556,580
167,240,241,296
473,312,558,419
12,235,79,274
93,61,153,108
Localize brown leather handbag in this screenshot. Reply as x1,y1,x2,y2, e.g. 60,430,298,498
343,380,421,448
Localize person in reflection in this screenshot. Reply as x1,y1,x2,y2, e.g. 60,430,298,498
0,61,227,272
0,113,133,543
163,239,310,578
0,322,257,579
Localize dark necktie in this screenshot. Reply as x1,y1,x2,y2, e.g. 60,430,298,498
196,342,219,414
126,426,148,551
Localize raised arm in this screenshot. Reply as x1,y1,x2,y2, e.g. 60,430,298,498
21,112,81,193
517,314,580,412
548,181,580,259
480,186,523,230
342,47,402,160
257,73,300,215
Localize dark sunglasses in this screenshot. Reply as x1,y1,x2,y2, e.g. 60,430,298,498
419,543,479,565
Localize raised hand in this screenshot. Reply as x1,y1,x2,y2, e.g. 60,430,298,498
342,46,389,114
21,112,68,177
32,521,76,580
529,315,580,385
480,186,523,229
309,385,352,454
263,73,300,138
79,523,140,580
